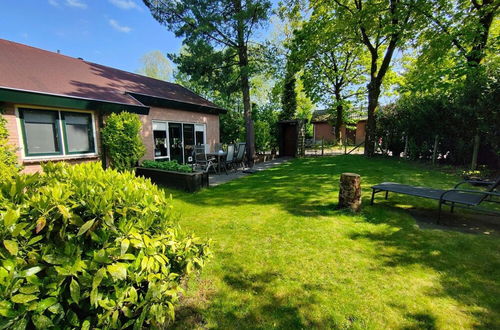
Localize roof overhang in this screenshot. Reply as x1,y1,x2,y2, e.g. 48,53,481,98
127,91,227,115
0,87,150,115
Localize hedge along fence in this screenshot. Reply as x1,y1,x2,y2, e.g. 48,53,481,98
376,93,499,168
0,162,210,329
376,66,500,169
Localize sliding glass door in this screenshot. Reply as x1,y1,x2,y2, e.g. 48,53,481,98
183,124,195,163
152,121,206,164
168,123,183,164
195,124,205,145
153,122,168,159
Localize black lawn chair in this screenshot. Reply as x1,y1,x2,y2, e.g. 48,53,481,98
234,142,246,169
194,145,215,173
371,177,500,223
225,144,236,170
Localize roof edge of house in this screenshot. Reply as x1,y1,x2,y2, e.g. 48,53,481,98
0,86,150,115
127,91,228,115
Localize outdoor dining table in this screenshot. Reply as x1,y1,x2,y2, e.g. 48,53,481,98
207,151,227,174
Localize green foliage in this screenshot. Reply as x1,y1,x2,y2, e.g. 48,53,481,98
280,63,297,121
0,110,20,182
141,160,193,173
253,104,279,153
101,112,145,172
220,110,245,144
375,104,406,158
377,65,500,166
0,162,210,329
144,0,273,160
137,50,173,82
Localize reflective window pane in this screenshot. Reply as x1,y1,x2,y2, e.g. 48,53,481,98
22,109,60,155
64,113,93,153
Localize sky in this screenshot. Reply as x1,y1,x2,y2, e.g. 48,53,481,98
0,0,184,73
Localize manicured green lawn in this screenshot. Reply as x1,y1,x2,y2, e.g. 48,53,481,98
164,155,500,329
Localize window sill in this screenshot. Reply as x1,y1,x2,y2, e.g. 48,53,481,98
22,154,100,164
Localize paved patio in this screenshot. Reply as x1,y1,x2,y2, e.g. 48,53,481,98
209,157,291,186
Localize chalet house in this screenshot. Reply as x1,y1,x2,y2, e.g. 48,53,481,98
311,110,366,145
0,39,226,173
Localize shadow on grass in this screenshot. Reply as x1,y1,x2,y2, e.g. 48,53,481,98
174,265,342,329
349,214,500,328
403,313,437,330
169,155,500,328
176,155,458,219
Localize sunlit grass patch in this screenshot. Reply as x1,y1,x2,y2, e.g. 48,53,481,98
164,155,500,329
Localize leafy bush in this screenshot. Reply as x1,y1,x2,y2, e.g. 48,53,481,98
0,110,20,182
101,112,146,172
381,64,500,167
0,162,210,329
141,160,193,173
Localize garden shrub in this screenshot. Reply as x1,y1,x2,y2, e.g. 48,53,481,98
101,112,146,172
0,110,20,182
0,162,210,329
377,64,499,167
141,160,193,173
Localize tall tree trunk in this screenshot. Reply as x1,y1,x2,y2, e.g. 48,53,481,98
334,92,343,142
240,60,256,166
468,0,496,66
235,0,255,167
364,81,381,156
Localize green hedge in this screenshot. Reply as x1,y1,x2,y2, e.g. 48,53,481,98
101,112,146,172
0,162,210,329
0,110,20,182
141,160,193,173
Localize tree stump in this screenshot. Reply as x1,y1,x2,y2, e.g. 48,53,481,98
338,173,361,212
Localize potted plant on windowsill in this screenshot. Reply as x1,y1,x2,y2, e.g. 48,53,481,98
135,160,208,192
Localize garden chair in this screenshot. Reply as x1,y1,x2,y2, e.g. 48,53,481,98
234,142,247,169
225,144,236,170
370,177,500,223
194,145,215,173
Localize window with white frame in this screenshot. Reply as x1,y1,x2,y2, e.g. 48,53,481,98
152,121,206,163
19,108,96,157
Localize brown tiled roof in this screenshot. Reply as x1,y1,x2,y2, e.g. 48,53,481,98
0,39,224,112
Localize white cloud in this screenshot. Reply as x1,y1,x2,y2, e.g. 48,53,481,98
108,0,140,10
65,0,87,9
108,19,132,33
48,0,59,6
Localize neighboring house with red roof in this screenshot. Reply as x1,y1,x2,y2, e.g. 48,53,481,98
0,39,226,172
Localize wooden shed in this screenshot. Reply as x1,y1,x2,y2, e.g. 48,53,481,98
278,120,305,157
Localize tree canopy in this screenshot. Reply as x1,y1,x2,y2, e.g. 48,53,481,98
143,0,272,165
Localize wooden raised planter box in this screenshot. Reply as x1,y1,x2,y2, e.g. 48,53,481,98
135,167,209,192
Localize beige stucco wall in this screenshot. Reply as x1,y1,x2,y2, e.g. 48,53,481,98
139,106,220,161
